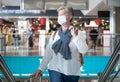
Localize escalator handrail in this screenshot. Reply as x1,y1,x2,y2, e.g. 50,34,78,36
99,53,120,82
98,40,120,82
0,55,16,82
0,62,15,82
104,40,120,73
110,68,120,82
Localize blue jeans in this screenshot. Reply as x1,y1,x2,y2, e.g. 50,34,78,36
48,69,79,82
14,37,19,47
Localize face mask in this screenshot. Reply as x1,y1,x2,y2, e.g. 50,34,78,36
57,15,67,26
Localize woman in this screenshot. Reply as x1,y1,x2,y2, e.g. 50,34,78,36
26,27,34,48
31,6,88,82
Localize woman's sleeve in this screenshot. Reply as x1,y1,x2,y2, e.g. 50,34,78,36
73,31,88,54
38,32,55,71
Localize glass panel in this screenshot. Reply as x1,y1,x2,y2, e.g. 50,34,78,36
108,60,120,82
0,71,8,82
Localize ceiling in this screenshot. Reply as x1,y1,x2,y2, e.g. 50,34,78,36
0,0,21,6
0,0,88,10
0,0,110,16
86,1,110,16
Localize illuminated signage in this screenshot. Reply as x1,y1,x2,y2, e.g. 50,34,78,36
0,10,41,16
0,56,110,78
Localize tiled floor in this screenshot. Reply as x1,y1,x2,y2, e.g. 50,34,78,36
86,47,111,56
0,45,111,56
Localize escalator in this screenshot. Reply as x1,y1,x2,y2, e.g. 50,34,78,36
98,40,120,82
0,55,16,82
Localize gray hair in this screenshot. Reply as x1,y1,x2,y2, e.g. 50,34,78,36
57,6,74,20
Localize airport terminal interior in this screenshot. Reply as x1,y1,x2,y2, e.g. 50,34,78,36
0,0,120,82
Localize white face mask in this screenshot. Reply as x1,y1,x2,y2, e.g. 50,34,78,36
57,15,67,26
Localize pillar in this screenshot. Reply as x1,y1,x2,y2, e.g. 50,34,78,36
110,7,120,53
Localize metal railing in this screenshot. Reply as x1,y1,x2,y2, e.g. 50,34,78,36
0,32,120,56
98,40,120,82
0,55,16,82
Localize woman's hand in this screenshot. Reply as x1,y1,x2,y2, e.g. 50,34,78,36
30,70,42,78
71,28,78,37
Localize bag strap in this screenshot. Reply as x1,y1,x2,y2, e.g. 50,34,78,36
79,53,84,66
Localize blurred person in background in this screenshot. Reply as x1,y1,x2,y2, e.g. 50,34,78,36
26,27,34,48
13,28,20,49
89,27,98,49
33,31,39,48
